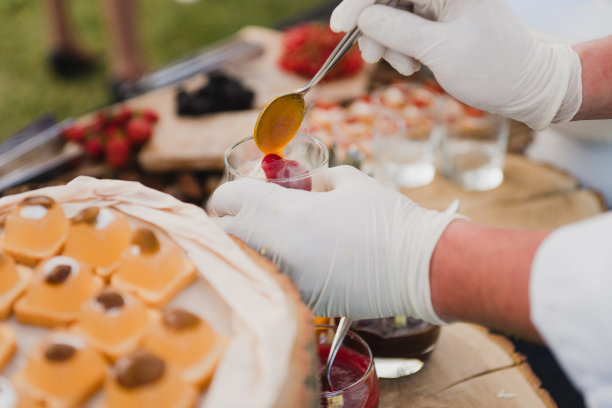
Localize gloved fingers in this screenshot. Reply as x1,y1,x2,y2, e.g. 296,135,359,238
209,178,281,218
319,165,372,191
358,4,438,60
330,0,377,32
444,199,460,214
358,36,386,63
383,49,421,76
409,0,444,20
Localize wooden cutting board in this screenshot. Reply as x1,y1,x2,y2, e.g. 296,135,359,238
134,26,374,172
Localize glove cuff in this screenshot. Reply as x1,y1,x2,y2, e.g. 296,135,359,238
552,45,582,124
394,203,466,325
520,43,583,130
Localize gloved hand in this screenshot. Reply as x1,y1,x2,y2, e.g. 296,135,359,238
210,166,462,323
330,0,582,130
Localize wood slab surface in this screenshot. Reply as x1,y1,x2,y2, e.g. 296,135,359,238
380,323,556,408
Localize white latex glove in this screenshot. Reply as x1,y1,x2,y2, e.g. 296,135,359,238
210,166,462,323
330,0,582,130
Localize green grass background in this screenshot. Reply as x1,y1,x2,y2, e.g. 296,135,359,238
0,0,335,140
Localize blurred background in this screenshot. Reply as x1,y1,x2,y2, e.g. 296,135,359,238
0,0,337,140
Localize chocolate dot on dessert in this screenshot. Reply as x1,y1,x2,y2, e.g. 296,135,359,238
44,343,76,362
72,206,100,224
162,308,201,331
21,195,54,208
132,228,160,255
44,264,72,285
116,351,165,389
96,291,125,311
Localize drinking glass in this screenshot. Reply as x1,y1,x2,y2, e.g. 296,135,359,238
317,325,379,408
224,133,329,191
440,112,509,191
370,82,444,188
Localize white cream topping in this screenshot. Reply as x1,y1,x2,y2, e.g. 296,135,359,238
49,332,86,350
0,377,17,408
130,244,141,256
42,256,80,280
95,208,115,230
19,205,47,220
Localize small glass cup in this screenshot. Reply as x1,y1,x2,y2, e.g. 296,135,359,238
440,109,509,191
351,316,440,361
370,82,443,188
317,325,379,408
224,133,329,191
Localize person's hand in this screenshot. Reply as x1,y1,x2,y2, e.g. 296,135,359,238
210,166,462,323
330,0,582,130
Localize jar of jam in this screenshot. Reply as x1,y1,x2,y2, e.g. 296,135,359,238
351,316,440,360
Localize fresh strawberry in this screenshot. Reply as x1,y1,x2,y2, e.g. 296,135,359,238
141,108,159,123
84,136,103,159
114,106,134,126
62,125,86,144
126,117,152,145
261,153,312,191
105,136,131,169
279,22,363,80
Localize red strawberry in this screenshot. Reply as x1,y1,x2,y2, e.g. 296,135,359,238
279,22,363,80
114,106,134,126
141,108,159,124
126,117,152,145
261,153,312,191
105,136,131,169
84,136,103,159
62,125,86,144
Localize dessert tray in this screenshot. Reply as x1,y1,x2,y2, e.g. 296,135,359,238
0,177,316,408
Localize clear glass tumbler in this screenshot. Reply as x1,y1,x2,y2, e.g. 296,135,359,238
370,82,444,188
440,112,509,191
224,133,329,191
317,325,379,408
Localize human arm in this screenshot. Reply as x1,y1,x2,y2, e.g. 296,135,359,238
210,166,547,339
572,36,612,121
430,219,550,343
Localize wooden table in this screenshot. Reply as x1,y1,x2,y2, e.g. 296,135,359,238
380,323,555,408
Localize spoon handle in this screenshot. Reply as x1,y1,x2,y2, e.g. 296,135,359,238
296,27,362,95
324,316,353,390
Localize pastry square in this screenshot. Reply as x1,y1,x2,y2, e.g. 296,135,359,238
72,289,157,360
14,256,103,327
62,207,132,279
142,308,227,387
100,350,197,408
1,196,68,266
13,332,106,408
110,228,196,307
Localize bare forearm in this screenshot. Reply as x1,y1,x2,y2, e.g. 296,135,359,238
429,220,551,342
573,36,612,120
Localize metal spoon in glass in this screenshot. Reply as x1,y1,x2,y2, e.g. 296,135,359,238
253,26,362,154
323,317,353,391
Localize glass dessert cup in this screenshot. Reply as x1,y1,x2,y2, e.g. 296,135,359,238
351,317,440,361
317,324,379,408
224,133,329,191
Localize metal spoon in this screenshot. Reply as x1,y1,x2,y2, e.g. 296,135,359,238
253,26,361,153
323,316,353,391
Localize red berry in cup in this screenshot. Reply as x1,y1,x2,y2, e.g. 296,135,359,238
261,153,312,191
